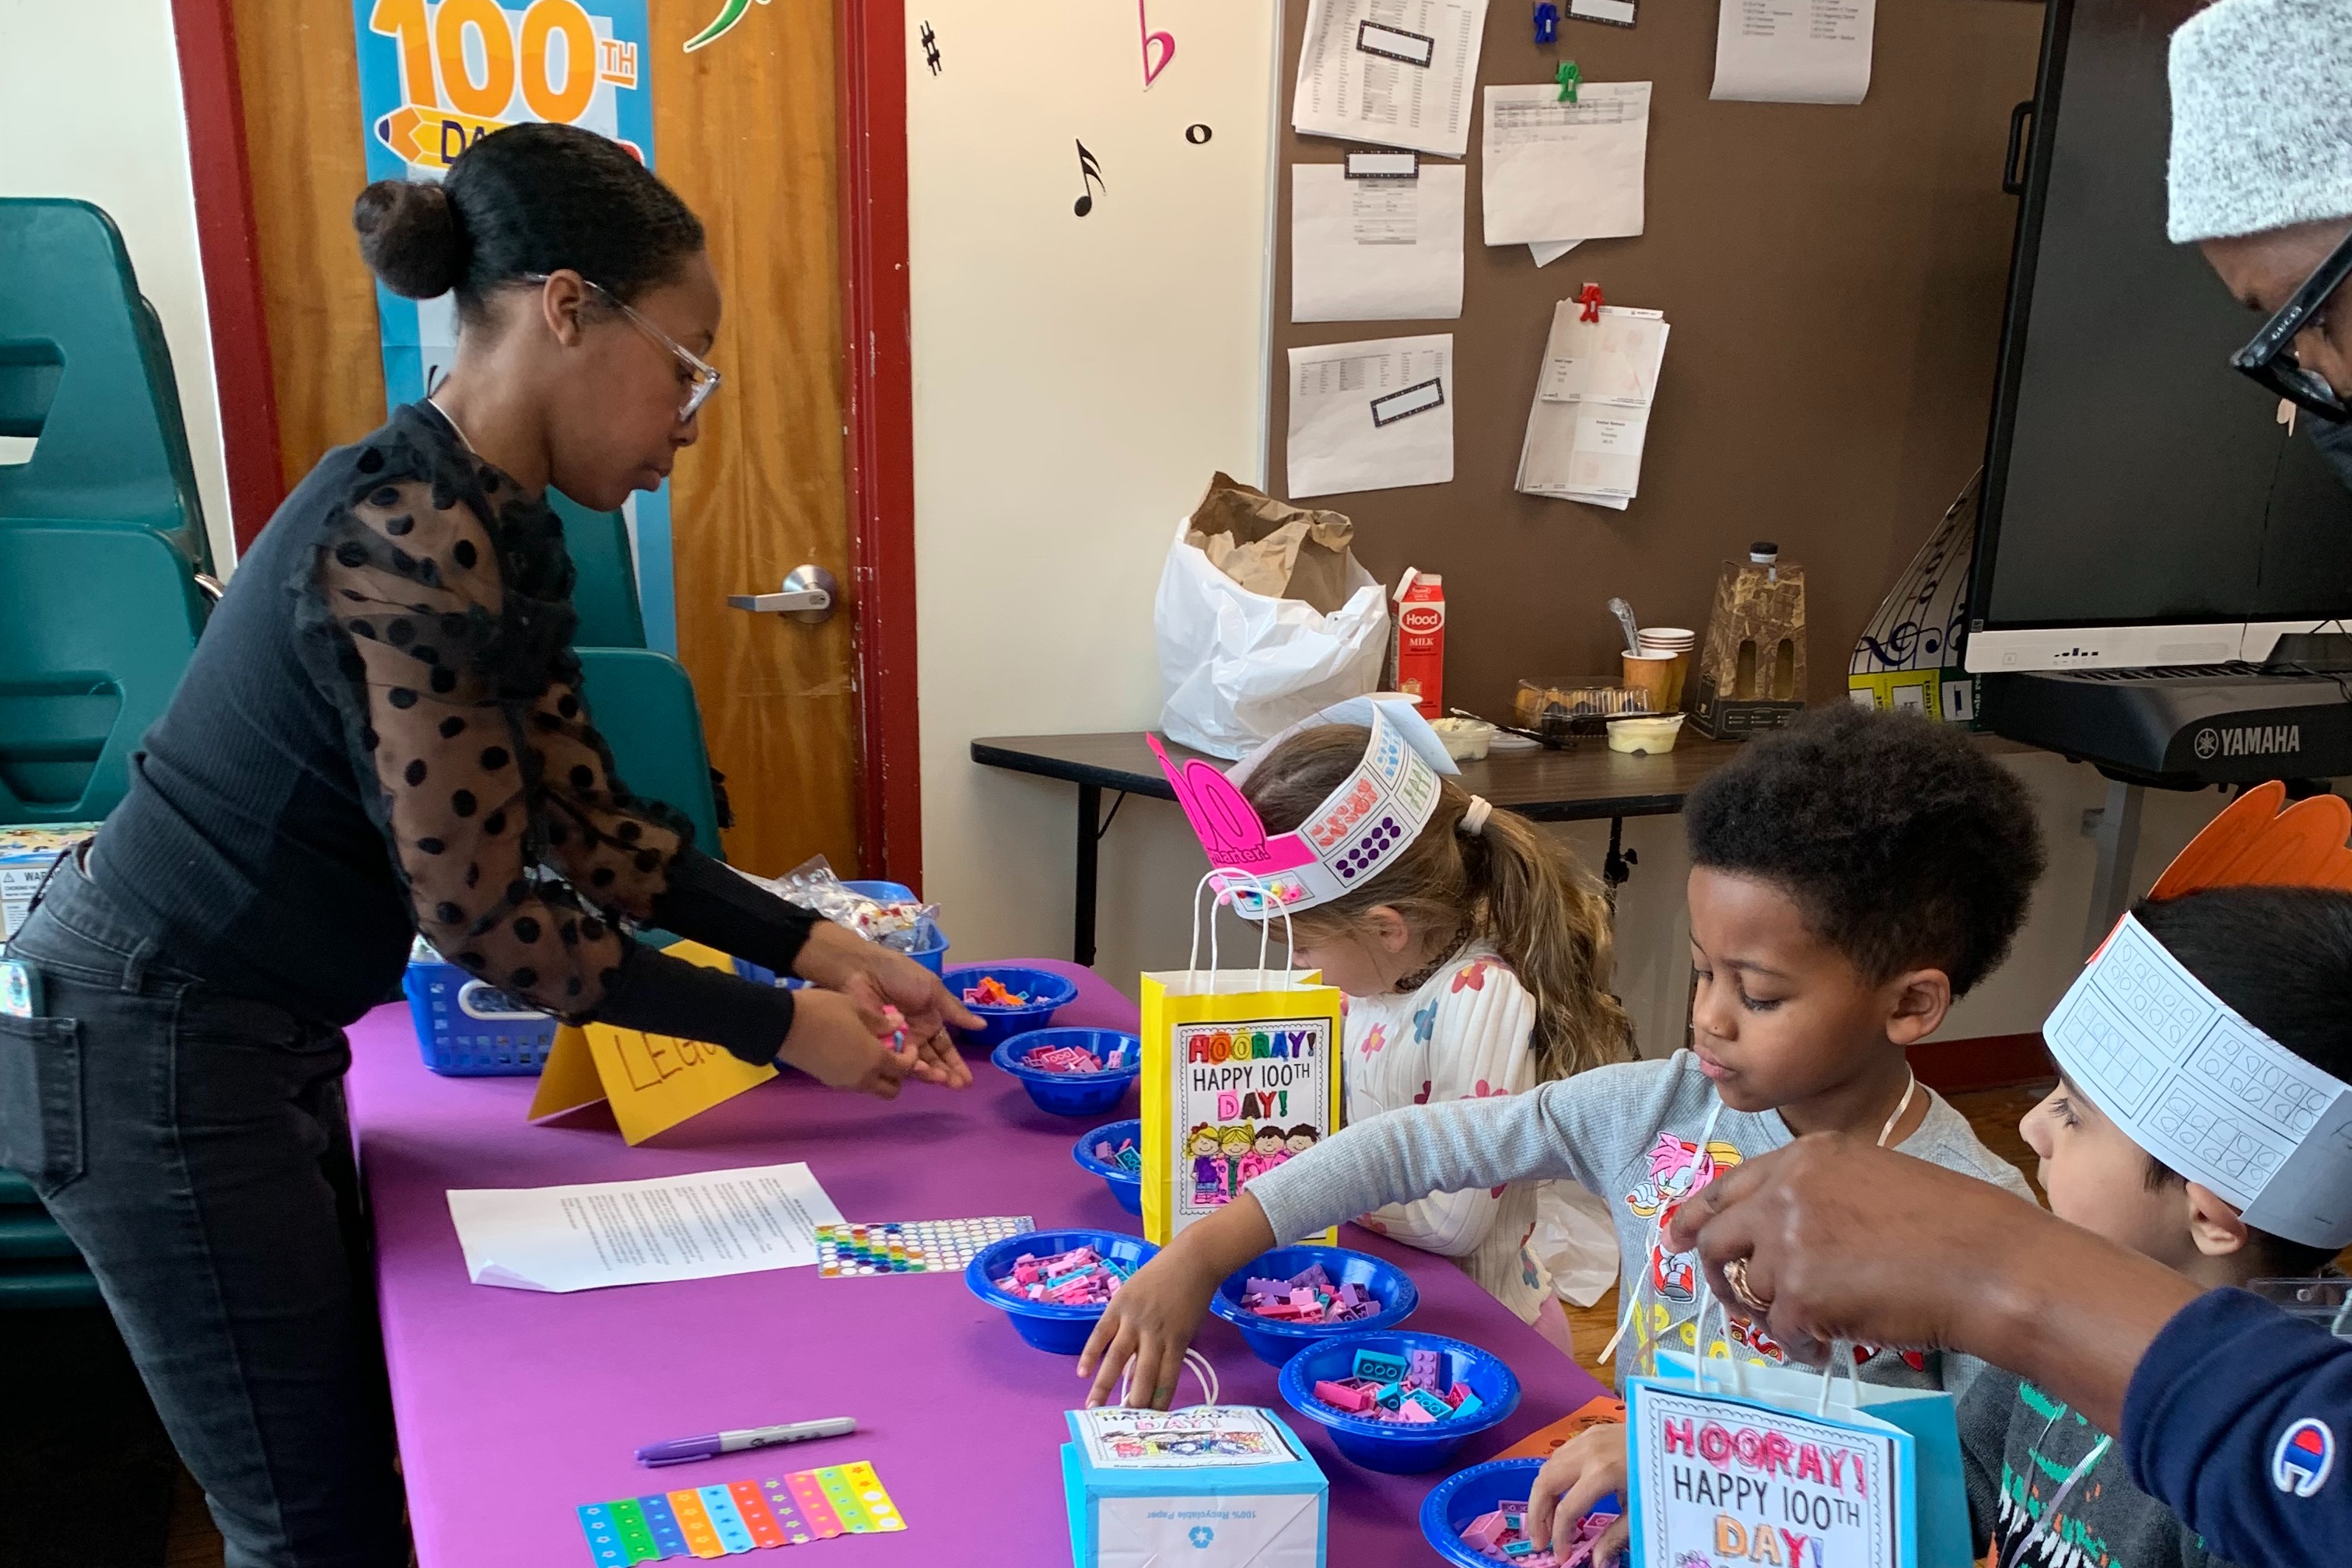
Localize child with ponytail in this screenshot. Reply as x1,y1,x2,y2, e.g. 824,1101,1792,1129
1227,723,1633,1335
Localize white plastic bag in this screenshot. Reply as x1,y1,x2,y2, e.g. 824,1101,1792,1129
1154,516,1388,760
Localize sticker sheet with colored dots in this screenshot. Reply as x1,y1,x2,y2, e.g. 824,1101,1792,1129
577,1463,905,1563
815,1216,1032,1277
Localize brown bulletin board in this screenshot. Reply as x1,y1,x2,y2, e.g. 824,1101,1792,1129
1267,0,2048,716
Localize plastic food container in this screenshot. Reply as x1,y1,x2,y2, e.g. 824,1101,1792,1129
1209,1245,1419,1365
965,1227,1160,1353
1514,677,1654,741
992,1028,1140,1117
1606,713,1685,754
1430,716,1496,762
943,964,1080,1052
1073,1118,1144,1216
1421,1461,1619,1566
1276,1331,1522,1472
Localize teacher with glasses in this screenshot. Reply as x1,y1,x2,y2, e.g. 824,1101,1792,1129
0,122,973,1568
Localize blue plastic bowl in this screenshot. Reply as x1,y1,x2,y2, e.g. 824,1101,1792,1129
1276,1331,1522,1473
1209,1246,1420,1365
944,964,1079,1052
841,883,950,976
1421,1461,1619,1566
965,1227,1159,1354
1073,1118,1145,1216
994,1030,1139,1118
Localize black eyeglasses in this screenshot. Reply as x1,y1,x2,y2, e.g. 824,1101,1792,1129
2231,226,2352,422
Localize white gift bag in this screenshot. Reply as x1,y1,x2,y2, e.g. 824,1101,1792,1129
1154,516,1388,761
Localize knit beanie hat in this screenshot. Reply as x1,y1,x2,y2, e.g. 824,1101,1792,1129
2168,0,2352,243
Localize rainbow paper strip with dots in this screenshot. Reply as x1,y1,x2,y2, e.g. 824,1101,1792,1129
577,1463,905,1563
815,1216,1032,1278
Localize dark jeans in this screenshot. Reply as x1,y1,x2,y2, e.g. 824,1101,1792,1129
0,855,405,1568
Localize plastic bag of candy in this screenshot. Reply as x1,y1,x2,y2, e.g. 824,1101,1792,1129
737,856,942,953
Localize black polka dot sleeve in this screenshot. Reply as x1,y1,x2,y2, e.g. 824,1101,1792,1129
288,414,812,1062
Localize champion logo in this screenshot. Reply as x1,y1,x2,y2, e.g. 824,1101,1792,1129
2274,1418,2335,1497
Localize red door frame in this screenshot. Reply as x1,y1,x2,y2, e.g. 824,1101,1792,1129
169,0,928,887
168,0,285,551
835,0,925,891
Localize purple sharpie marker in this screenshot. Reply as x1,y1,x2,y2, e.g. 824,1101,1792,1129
634,1416,856,1467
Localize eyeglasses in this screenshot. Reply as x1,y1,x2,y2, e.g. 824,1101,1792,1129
522,271,722,423
2230,226,2352,422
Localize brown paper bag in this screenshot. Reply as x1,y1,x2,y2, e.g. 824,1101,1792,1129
1185,473,1360,616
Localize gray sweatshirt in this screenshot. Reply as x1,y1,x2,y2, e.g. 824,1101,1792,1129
1248,1051,2036,1387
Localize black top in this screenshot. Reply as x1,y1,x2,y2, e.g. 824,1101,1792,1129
97,402,817,1064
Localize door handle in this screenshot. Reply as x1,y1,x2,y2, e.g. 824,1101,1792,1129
727,564,838,624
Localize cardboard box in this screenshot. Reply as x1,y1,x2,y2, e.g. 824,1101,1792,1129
1,825,97,941
1062,1406,1326,1568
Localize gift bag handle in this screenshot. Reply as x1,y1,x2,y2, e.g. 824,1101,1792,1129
1115,1347,1223,1410
1188,871,1297,991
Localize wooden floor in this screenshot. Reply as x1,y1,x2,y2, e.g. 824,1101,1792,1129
152,1083,2055,1564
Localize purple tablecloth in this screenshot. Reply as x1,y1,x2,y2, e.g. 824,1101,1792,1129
345,959,1608,1565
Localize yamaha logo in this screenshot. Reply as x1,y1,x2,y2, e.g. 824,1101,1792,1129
2195,723,2303,761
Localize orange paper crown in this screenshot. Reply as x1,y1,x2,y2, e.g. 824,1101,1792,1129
2147,780,2352,901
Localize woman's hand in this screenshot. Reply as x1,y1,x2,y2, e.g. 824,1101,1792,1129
1077,1196,1279,1409
792,922,978,1089
775,989,922,1098
1528,1423,1631,1566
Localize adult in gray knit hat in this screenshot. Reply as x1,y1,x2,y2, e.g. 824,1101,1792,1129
2171,0,2352,419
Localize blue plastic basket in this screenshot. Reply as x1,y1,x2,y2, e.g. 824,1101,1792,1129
1073,1118,1144,1216
1209,1245,1419,1365
1276,1331,1522,1473
402,959,558,1076
993,1029,1139,1117
965,1227,1159,1354
1421,1461,1618,1566
943,964,1078,1052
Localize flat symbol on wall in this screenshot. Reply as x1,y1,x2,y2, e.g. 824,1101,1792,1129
919,21,942,75
1185,124,1213,145
1073,140,1107,216
1138,0,1176,87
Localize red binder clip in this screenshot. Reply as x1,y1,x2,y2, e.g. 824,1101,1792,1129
1577,282,1605,323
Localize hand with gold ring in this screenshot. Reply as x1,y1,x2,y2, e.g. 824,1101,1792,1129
1723,1255,1769,1316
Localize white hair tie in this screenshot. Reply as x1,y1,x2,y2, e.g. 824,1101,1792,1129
1460,795,1493,837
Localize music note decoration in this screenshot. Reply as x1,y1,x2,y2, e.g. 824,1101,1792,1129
1138,0,1175,88
1185,124,1214,145
1073,140,1106,218
919,20,942,75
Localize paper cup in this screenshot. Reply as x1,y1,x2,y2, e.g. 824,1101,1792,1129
1622,651,1679,711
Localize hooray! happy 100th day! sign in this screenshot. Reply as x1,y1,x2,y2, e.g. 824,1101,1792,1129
1629,1384,1902,1568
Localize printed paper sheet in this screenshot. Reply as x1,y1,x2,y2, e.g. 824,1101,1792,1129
1291,163,1465,322
1293,0,1489,157
1710,0,1877,105
1480,82,1651,247
1286,334,1454,497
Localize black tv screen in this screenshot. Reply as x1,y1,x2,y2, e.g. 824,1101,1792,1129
1971,0,2352,634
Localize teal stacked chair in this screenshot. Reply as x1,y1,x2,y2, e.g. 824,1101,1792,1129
0,1172,98,1309
575,647,723,851
0,525,208,825
0,198,215,577
550,490,646,649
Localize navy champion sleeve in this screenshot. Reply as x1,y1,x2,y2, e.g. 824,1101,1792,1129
2123,1286,2352,1568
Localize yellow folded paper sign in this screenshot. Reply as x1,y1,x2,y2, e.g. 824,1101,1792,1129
526,940,777,1145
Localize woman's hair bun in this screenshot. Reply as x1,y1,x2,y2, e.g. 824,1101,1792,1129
352,179,468,299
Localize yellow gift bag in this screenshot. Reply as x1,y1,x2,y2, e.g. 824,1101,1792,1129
1141,876,1342,1246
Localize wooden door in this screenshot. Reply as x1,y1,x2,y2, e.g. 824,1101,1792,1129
228,0,861,878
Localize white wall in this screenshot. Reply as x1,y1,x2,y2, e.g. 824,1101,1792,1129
0,0,236,570
907,0,1284,982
